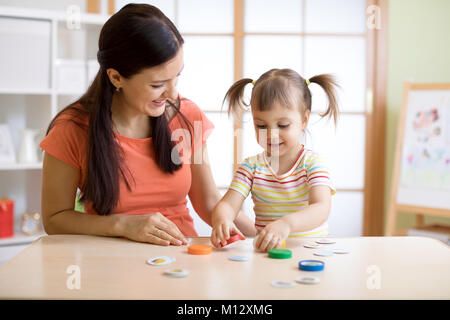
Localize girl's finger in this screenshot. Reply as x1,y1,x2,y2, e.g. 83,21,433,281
231,226,245,239
275,238,283,249
259,233,274,252
223,224,231,241
211,229,221,248
221,224,229,246
266,236,279,251
254,231,266,250
217,224,226,246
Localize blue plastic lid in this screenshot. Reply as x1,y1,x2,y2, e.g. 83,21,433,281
298,260,325,271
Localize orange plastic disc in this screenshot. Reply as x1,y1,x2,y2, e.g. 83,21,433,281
188,244,213,255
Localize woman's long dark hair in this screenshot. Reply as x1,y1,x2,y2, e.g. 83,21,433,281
46,4,188,215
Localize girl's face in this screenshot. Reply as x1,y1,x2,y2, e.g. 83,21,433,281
252,101,309,159
115,47,184,117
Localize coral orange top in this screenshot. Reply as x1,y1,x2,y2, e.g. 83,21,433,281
40,98,214,236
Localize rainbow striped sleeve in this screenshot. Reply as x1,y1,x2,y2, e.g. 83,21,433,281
305,152,336,195
229,157,255,199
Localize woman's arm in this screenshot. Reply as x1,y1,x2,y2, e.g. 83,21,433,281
41,151,121,236
188,143,256,236
41,152,187,245
254,185,331,251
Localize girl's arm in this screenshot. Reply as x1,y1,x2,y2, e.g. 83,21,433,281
188,143,256,236
254,185,331,251
42,152,187,245
280,185,331,232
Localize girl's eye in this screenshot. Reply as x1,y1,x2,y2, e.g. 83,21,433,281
256,124,266,129
151,84,164,89
278,124,290,129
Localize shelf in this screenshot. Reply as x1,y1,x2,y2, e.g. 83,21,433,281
65,12,109,25
0,6,109,25
0,231,45,247
0,88,52,95
0,163,43,171
0,5,102,253
56,91,85,96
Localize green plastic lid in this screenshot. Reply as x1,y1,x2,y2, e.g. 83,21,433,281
268,249,292,259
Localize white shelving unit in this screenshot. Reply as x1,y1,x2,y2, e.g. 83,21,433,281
0,5,108,253
0,230,44,247
0,163,43,171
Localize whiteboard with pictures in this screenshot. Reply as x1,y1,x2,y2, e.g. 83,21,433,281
396,83,450,210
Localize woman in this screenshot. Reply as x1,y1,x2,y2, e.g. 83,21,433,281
40,3,255,245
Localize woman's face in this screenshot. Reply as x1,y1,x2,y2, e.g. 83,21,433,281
118,47,184,117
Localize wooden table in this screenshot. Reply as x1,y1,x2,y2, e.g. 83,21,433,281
0,235,449,299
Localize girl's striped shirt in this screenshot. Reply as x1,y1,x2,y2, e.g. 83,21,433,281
229,148,336,237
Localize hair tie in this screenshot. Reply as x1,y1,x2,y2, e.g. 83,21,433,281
252,79,256,86
305,78,311,86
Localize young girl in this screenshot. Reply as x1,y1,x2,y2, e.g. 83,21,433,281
211,68,339,251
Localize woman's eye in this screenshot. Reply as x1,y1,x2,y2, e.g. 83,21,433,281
256,124,266,129
278,124,290,129
151,84,164,89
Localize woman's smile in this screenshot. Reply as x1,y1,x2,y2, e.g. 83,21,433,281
152,99,166,107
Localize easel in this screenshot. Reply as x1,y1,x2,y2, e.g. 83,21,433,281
386,82,450,236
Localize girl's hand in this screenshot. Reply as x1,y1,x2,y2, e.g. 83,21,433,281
118,212,188,246
211,218,244,248
254,220,291,252
210,189,246,248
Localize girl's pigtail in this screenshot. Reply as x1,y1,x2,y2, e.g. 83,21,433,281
309,74,340,125
223,78,254,119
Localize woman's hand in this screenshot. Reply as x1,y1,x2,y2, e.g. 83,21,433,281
118,212,188,246
254,220,291,252
211,216,244,248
